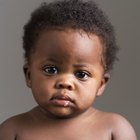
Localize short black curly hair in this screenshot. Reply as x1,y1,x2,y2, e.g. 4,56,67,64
23,0,119,72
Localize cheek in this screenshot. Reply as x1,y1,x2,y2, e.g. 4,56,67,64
31,79,54,104
76,81,99,109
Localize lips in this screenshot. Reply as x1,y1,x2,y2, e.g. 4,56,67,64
50,95,74,107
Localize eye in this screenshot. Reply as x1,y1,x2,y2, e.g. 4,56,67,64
75,71,90,81
43,65,58,75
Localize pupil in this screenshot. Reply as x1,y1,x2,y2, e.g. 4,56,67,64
49,67,56,73
45,66,57,74
77,72,85,78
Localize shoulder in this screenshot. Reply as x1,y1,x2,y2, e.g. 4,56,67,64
97,111,137,140
0,116,19,139
111,113,137,140
0,112,31,140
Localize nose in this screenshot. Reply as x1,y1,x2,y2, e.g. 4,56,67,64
55,77,75,90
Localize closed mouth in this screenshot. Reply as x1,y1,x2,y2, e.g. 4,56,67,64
50,95,74,107
51,94,73,101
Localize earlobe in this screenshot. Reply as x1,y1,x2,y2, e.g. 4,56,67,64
23,63,31,88
97,73,110,96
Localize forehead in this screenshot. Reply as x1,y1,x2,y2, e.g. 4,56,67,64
31,29,103,65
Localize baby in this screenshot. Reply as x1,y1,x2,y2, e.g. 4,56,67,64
0,0,137,140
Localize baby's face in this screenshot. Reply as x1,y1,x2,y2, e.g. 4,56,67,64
25,29,108,118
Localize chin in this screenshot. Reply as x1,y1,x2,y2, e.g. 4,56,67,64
45,106,80,119
50,108,73,118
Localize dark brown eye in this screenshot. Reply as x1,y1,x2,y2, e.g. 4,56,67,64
43,66,58,75
75,71,89,81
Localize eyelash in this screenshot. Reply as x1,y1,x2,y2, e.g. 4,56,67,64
42,65,58,75
42,65,91,81
75,71,90,81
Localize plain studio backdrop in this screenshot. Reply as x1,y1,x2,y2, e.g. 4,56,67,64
0,0,139,138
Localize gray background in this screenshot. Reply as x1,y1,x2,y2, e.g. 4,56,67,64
0,0,139,138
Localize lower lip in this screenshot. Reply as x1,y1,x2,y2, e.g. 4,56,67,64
50,99,71,107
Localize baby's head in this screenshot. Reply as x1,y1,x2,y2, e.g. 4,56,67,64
22,0,119,118
23,0,118,73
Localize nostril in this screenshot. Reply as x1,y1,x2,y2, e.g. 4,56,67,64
58,83,64,88
68,85,72,90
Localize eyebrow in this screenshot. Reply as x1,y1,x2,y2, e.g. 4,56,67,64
44,58,91,68
73,64,89,68
45,58,62,64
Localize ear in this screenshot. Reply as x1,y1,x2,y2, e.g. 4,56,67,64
96,73,110,97
23,63,31,88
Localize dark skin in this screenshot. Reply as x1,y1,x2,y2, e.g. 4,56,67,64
0,29,137,140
